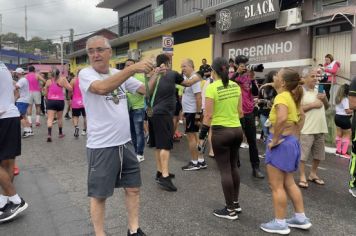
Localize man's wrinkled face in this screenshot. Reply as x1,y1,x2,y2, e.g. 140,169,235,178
87,39,112,71
181,61,193,77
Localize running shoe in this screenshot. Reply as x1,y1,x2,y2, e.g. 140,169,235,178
349,188,356,198
286,216,312,230
0,198,28,223
81,130,87,136
28,130,34,136
157,176,177,192
198,161,208,169
340,153,350,159
182,161,200,171
64,113,71,120
233,202,242,213
240,142,249,149
179,120,183,124
137,155,145,162
213,207,238,220
59,134,65,139
13,165,20,176
47,136,52,142
22,132,31,138
155,171,175,182
74,127,79,137
53,119,57,124
260,219,290,235
127,227,146,236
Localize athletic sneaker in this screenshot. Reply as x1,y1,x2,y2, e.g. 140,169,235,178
340,153,350,159
28,130,34,136
0,198,28,223
59,134,65,139
157,176,177,192
81,130,87,136
182,161,200,171
198,161,208,169
13,165,20,176
74,127,79,137
349,188,356,198
64,113,71,120
233,202,242,213
240,142,249,149
22,132,31,138
127,227,146,236
47,136,52,142
137,155,145,162
260,219,290,235
155,171,175,182
213,207,238,220
286,216,312,230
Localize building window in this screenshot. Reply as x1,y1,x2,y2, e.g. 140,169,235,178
76,55,88,64
119,6,152,36
158,0,176,20
315,22,352,35
314,0,348,11
114,43,129,56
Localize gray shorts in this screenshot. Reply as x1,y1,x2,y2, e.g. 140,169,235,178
29,91,41,105
87,142,141,198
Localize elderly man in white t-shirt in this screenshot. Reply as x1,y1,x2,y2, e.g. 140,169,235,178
79,36,156,236
298,67,329,188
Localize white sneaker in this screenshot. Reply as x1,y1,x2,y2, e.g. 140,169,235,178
349,188,356,198
179,120,183,124
81,130,87,136
137,155,145,162
240,142,249,149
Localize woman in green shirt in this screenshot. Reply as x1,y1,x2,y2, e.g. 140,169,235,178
199,57,243,220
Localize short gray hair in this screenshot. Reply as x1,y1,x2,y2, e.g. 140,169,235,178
85,35,111,50
183,58,194,69
301,66,317,78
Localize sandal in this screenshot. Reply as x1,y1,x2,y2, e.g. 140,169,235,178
298,181,309,188
308,177,325,185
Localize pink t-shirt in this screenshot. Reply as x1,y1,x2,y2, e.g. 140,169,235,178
71,78,84,108
235,74,255,114
47,79,64,100
26,72,41,92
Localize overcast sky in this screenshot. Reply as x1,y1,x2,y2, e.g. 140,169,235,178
0,0,117,42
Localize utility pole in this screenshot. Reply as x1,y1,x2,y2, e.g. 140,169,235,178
25,5,28,40
70,28,74,53
0,14,2,61
60,35,64,74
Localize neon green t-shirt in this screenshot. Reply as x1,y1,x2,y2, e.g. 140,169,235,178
269,91,299,125
127,73,145,110
205,79,241,127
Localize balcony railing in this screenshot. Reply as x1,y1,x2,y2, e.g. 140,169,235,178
119,0,231,36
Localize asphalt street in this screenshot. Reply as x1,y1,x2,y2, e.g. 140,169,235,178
0,116,355,236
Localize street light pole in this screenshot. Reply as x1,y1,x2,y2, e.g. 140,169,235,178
60,35,64,74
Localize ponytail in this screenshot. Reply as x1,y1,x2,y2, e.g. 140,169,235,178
291,83,304,108
280,68,303,108
212,57,230,88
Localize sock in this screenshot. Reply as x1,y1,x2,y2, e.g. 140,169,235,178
342,138,350,154
275,218,286,225
295,212,306,222
8,194,21,204
0,195,8,208
198,158,205,163
27,116,32,124
48,127,52,136
59,127,63,135
192,160,198,165
336,136,342,153
36,115,40,123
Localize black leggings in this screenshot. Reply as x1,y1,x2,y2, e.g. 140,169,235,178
212,126,243,209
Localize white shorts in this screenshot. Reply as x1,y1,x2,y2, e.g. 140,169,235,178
29,91,41,105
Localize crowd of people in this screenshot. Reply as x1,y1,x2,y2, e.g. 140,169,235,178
0,35,356,236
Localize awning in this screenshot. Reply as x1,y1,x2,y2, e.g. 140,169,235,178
286,13,355,31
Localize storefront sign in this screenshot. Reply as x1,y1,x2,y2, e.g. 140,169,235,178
162,36,174,54
217,0,280,31
223,31,301,63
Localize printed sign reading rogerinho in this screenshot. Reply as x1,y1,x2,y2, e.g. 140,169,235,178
223,31,301,63
217,0,280,31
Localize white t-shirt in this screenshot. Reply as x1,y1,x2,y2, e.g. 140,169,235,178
16,76,30,103
335,97,349,116
79,67,142,148
182,73,201,113
0,62,20,119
